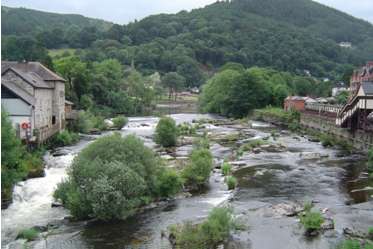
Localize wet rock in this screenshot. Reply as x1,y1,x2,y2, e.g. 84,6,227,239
343,227,367,238
280,130,290,135
52,149,71,157
306,229,320,237
270,203,303,217
321,218,334,230
230,161,247,167
226,234,252,249
6,239,27,249
252,148,261,154
299,152,324,160
31,225,48,232
259,144,287,153
51,201,63,208
88,128,102,135
308,137,320,142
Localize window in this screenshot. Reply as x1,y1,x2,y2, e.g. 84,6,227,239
52,116,56,125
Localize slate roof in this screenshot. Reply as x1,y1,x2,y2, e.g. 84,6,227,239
1,61,65,89
1,81,36,105
361,82,373,95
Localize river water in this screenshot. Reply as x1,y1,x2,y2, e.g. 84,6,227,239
2,114,373,249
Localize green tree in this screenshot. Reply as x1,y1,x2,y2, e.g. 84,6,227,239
162,72,186,100
1,111,27,202
154,117,178,147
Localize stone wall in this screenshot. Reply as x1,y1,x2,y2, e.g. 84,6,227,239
300,113,373,151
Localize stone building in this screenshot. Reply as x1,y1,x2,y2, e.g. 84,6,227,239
1,61,66,142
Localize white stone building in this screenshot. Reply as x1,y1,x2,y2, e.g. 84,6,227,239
1,61,66,142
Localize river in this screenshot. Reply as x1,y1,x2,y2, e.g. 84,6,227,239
2,114,373,249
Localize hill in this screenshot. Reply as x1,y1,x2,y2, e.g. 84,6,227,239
2,0,373,83
2,6,112,48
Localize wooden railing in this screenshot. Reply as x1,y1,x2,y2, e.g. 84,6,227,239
305,103,342,114
336,95,373,127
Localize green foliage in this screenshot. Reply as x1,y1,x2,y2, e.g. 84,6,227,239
1,111,43,203
182,148,213,188
49,130,79,147
170,207,235,249
112,116,128,130
17,228,39,241
54,134,174,221
254,107,300,131
155,117,178,147
239,139,266,154
336,90,349,105
221,162,231,176
300,210,324,232
336,240,373,249
226,176,237,190
162,72,186,100
193,136,210,150
156,169,183,197
74,111,107,133
177,122,197,136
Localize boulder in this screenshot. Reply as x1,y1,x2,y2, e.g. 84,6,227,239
321,218,334,230
259,144,287,153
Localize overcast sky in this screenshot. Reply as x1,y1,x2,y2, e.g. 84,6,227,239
2,0,373,24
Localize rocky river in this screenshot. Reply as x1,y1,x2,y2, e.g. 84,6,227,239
2,113,373,249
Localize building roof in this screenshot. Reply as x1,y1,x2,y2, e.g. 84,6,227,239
1,81,36,105
1,61,66,89
361,82,373,95
65,100,74,105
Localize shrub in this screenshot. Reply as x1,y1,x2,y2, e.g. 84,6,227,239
169,207,235,248
75,111,107,133
319,134,334,147
17,228,39,241
182,148,213,189
53,134,172,221
226,176,237,190
156,169,183,197
239,139,266,153
194,136,210,150
221,162,231,176
50,130,79,147
155,117,178,147
300,210,324,233
178,122,197,136
112,115,128,130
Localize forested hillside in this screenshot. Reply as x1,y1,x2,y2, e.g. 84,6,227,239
2,0,373,84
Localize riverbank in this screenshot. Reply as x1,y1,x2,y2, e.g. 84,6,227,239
253,107,373,152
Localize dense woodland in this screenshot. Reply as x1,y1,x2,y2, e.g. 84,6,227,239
2,0,373,116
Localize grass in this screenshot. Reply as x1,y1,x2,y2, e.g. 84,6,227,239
336,240,373,249
17,228,39,241
169,207,235,249
48,48,76,57
254,106,300,131
226,176,237,190
221,161,231,176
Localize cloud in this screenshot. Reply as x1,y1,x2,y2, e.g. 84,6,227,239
2,0,372,24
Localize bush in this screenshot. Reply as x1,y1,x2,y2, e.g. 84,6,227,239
221,162,231,176
182,148,213,189
155,117,178,147
112,115,128,130
239,139,266,153
178,122,197,136
169,207,235,248
53,134,174,221
300,210,324,233
50,130,79,147
156,169,183,197
75,111,107,133
17,228,39,241
194,136,210,150
226,176,237,190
